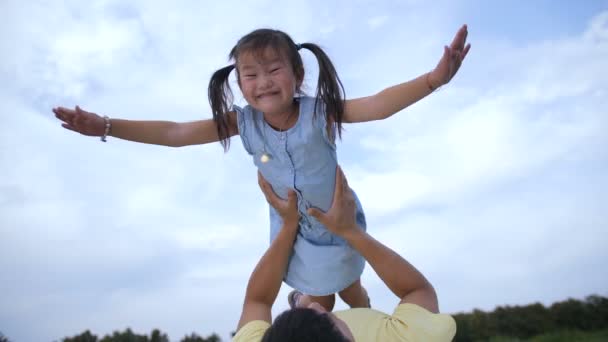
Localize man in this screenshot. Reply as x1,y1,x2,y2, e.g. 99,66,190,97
233,166,456,341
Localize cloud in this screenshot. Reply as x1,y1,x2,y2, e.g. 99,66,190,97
368,15,389,30
348,10,608,217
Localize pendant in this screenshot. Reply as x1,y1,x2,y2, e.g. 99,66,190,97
260,153,271,163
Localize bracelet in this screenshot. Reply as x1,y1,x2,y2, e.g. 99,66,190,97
101,115,111,142
425,72,437,92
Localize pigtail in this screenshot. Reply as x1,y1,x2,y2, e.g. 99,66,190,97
208,64,236,151
299,43,345,141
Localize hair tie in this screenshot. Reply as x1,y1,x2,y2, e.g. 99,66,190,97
296,43,302,50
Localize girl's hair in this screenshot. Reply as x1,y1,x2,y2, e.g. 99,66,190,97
208,28,346,151
261,308,350,342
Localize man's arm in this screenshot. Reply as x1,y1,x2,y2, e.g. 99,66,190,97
236,173,300,331
308,166,439,313
341,230,438,312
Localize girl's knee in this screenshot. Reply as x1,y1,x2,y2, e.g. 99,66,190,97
338,279,363,298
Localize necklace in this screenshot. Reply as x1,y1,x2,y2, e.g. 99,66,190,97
260,104,297,163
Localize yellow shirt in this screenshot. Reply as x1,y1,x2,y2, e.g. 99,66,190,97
232,303,456,342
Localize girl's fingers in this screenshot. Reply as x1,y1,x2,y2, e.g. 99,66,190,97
450,25,467,49
73,113,81,126
57,106,76,115
75,105,92,116
61,124,77,132
54,108,73,122
462,44,471,60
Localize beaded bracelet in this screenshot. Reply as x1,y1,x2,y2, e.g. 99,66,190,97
101,115,111,142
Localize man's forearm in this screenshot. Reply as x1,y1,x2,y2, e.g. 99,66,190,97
245,223,298,305
343,229,432,301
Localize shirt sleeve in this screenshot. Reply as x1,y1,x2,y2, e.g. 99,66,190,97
231,320,271,342
389,303,457,342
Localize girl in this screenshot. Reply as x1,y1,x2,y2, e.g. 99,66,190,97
53,25,470,312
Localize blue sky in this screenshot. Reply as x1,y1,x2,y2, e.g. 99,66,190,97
1,1,607,341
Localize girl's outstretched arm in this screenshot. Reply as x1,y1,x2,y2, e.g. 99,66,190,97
343,24,470,123
53,106,238,147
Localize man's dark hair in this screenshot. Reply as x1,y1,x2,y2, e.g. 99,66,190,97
261,307,350,342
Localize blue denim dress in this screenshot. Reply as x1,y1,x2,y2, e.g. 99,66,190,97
234,96,367,296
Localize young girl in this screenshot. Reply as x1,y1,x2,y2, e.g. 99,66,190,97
53,25,470,312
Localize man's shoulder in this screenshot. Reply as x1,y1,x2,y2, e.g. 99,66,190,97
232,320,271,342
336,304,456,342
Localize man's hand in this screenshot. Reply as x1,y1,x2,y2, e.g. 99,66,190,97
258,172,299,228
307,166,359,238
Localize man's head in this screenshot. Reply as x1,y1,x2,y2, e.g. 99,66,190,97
261,305,353,342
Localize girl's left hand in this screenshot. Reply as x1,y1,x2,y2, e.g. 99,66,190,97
429,24,471,89
258,172,300,228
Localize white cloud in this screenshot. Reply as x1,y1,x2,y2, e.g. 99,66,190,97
368,15,389,30
349,10,608,217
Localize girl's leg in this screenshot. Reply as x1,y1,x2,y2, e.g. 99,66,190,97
338,278,370,308
296,293,336,312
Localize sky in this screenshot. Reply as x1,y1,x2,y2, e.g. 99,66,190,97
1,0,607,341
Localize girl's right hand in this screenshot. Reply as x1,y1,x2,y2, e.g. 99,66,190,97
53,106,106,137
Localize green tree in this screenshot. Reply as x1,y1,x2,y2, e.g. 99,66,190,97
551,298,591,331
99,328,149,342
453,295,608,341
586,295,608,330
180,333,221,342
62,330,98,342
469,308,492,341
0,331,10,342
150,329,169,342
453,313,474,342
204,333,221,342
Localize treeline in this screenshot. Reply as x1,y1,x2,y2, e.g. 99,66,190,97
453,294,608,341
60,329,222,342
2,295,607,342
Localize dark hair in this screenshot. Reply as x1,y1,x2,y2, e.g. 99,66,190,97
208,28,346,151
261,308,350,342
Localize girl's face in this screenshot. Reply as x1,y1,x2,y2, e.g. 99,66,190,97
237,47,302,117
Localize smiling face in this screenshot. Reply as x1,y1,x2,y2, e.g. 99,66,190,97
236,47,303,117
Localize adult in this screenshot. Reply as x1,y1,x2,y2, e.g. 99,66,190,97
233,166,456,341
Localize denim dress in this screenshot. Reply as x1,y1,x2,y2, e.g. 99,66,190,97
234,96,367,296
